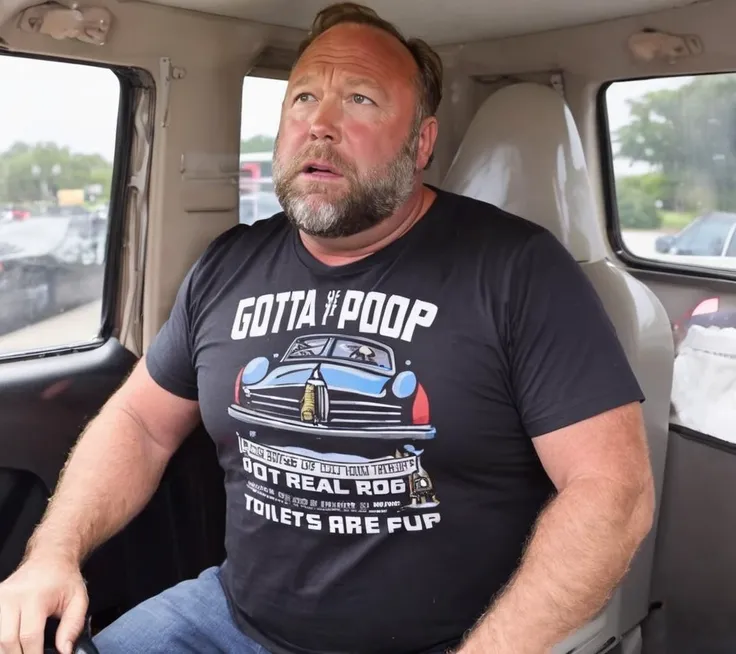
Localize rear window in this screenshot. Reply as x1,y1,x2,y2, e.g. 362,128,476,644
603,73,736,274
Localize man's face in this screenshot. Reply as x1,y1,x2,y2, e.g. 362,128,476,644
272,23,428,238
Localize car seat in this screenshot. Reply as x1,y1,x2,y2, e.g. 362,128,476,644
442,82,675,654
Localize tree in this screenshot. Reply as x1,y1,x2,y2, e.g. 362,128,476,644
240,135,275,154
0,142,113,205
616,177,662,229
615,74,736,213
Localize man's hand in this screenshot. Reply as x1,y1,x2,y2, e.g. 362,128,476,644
0,358,201,654
0,554,88,654
457,402,655,653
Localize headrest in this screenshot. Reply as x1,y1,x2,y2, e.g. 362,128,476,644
442,83,607,263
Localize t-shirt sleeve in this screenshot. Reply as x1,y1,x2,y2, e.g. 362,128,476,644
145,263,200,400
506,228,645,438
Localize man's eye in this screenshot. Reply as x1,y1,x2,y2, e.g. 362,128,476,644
353,94,375,105
296,93,315,103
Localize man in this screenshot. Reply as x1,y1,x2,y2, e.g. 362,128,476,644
0,3,654,654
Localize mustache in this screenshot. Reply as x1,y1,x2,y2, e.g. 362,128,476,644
286,145,356,177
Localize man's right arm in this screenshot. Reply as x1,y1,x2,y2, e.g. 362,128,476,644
0,357,200,654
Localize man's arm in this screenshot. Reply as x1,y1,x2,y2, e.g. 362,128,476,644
25,356,201,565
458,401,655,654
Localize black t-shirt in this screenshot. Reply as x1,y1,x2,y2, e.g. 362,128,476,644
146,188,644,654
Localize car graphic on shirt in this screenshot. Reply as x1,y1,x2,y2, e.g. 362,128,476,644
228,334,435,440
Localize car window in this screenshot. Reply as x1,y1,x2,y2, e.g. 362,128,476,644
284,336,331,360
240,76,287,225
603,74,736,445
330,338,394,372
0,55,120,357
604,73,736,272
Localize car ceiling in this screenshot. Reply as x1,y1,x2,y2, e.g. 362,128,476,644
132,0,702,44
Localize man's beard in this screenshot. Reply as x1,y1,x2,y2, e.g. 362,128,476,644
272,125,419,239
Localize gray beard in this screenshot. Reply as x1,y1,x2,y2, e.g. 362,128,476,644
273,137,419,239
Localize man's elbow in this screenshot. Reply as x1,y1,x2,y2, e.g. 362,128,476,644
629,469,656,548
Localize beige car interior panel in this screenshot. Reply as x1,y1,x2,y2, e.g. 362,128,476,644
17,3,114,46
443,83,609,264
130,0,703,45
442,81,675,653
118,81,155,357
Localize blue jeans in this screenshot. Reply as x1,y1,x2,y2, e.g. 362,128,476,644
94,566,270,653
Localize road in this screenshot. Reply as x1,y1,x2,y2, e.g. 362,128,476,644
0,301,102,354
620,230,662,257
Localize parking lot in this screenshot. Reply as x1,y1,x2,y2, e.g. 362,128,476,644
619,230,661,257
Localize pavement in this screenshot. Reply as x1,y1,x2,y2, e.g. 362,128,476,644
620,230,662,257
0,300,102,355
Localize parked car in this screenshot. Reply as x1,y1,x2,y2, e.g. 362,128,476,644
0,206,31,223
655,211,736,257
0,213,106,333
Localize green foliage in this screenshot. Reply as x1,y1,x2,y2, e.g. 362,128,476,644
0,142,113,205
614,74,736,214
660,209,696,231
616,178,662,229
240,134,275,154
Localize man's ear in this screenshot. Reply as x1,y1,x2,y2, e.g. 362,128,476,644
416,116,439,171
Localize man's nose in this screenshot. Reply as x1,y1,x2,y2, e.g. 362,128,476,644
309,99,342,143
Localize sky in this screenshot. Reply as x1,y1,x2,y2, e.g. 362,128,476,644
0,54,690,171
0,57,288,162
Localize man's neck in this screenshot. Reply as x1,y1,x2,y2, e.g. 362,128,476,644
298,184,437,267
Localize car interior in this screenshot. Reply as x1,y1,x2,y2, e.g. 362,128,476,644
1,1,735,653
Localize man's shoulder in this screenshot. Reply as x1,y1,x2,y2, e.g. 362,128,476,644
432,188,548,249
196,212,290,270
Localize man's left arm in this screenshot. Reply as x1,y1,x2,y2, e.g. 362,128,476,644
459,228,656,653
458,401,655,653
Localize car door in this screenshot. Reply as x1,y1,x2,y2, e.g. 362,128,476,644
602,73,736,654
0,53,226,635
680,215,735,256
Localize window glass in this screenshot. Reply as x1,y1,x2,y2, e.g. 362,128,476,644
330,338,393,372
605,74,736,272
284,337,330,360
240,77,287,225
606,74,736,443
0,56,119,356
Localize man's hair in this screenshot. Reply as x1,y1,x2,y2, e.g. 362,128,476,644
297,2,443,166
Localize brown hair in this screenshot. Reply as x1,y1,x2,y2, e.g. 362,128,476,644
297,2,443,166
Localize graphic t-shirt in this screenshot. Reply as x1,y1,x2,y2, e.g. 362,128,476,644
145,188,644,654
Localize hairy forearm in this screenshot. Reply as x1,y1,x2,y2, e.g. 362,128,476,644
25,402,173,566
460,476,654,654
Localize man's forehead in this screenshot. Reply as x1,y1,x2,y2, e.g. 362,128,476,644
290,22,417,86
289,71,388,92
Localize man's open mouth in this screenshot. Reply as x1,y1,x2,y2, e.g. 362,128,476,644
301,160,343,178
